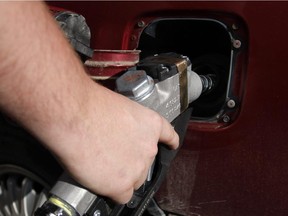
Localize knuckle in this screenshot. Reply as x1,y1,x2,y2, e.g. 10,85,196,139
149,144,158,157
150,111,163,127
108,181,133,203
121,189,134,204
137,160,149,179
110,189,133,204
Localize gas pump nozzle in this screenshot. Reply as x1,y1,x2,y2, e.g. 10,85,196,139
35,53,214,216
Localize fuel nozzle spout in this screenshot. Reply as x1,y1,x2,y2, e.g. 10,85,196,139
187,70,217,104
199,74,216,95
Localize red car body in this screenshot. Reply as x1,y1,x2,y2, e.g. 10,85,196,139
48,2,288,215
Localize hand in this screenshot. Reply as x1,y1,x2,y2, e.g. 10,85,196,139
0,1,179,204
49,84,179,204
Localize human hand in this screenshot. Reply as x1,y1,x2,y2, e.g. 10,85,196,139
49,84,179,204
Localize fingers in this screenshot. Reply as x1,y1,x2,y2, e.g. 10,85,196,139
134,173,148,191
110,158,154,204
159,116,179,150
133,158,155,190
102,114,179,204
112,172,150,204
112,187,134,204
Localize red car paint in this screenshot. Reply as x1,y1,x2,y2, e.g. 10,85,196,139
50,2,288,215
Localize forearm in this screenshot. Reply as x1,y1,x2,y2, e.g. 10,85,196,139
0,2,98,152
